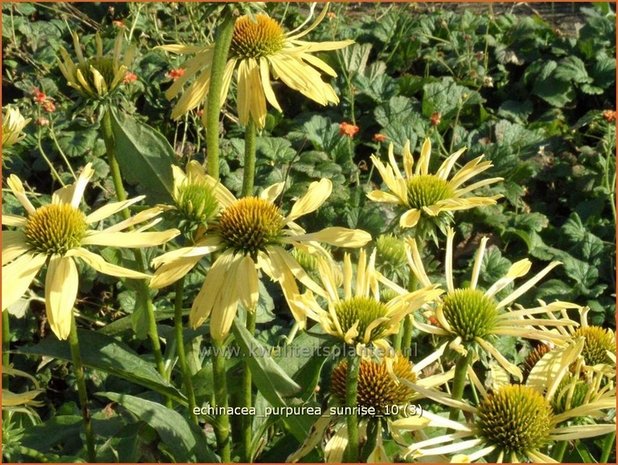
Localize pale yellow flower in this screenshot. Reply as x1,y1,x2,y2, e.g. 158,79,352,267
2,165,179,339
408,228,579,380
293,249,442,347
58,32,135,100
368,139,502,232
150,177,371,342
160,6,353,127
402,340,616,463
2,106,30,148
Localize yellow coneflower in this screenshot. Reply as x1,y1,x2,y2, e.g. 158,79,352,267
150,177,371,341
2,165,179,339
58,32,135,100
407,228,579,379
293,249,442,347
2,106,30,148
288,348,455,463
402,340,616,463
367,139,502,235
159,6,353,127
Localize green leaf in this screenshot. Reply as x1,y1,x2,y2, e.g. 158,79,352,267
339,43,372,77
422,78,482,117
98,392,218,462
232,320,301,402
554,56,591,84
109,109,174,203
17,330,185,403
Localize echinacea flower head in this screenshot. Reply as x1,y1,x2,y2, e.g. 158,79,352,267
160,6,353,127
330,353,417,416
150,177,371,342
368,138,502,236
295,249,442,347
408,228,579,380
2,165,179,339
2,106,30,148
403,340,615,463
58,32,136,100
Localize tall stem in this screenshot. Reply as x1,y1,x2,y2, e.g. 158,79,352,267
69,314,96,462
242,118,257,197
100,109,168,399
448,351,473,421
174,278,197,425
344,351,360,462
2,310,10,423
552,440,568,462
240,310,256,462
212,340,231,462
205,13,235,178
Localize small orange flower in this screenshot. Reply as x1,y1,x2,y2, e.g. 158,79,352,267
602,110,616,123
113,20,125,29
42,101,56,113
123,71,138,84
33,88,55,113
33,88,47,104
166,68,186,81
430,112,441,127
373,133,387,143
339,122,359,138
327,12,337,20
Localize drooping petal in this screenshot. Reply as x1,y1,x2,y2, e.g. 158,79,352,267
237,255,259,311
1,252,46,310
399,209,421,228
2,214,27,227
259,57,282,112
287,227,371,248
150,255,203,289
2,230,29,264
151,236,222,268
285,178,332,222
45,255,79,340
67,248,150,279
208,254,243,342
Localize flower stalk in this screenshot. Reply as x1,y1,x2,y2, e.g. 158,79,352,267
100,108,167,393
205,13,235,178
344,351,360,462
68,314,96,462
448,350,474,421
212,339,231,462
174,278,198,425
2,310,10,422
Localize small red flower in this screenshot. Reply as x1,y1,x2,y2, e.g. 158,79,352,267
602,110,616,123
123,71,138,84
166,68,186,81
430,112,441,127
339,122,359,138
33,88,47,104
372,133,387,143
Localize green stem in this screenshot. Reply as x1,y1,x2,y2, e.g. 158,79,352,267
174,278,197,425
600,432,615,463
344,351,360,462
212,340,231,462
100,109,168,403
552,440,569,462
205,13,235,179
401,316,414,356
360,417,381,462
242,118,257,197
241,310,256,462
68,314,96,462
18,446,60,463
448,351,473,421
3,310,10,423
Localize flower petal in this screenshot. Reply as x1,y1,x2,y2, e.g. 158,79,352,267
260,182,285,203
259,57,282,112
151,236,222,268
70,163,94,208
150,255,203,289
207,254,243,342
366,190,401,204
2,214,27,227
287,227,371,248
399,209,421,228
7,175,35,214
1,252,46,310
67,248,150,279
85,196,146,224
286,178,332,222
2,230,29,264
82,229,180,248
45,255,78,340
189,251,234,329
237,255,259,310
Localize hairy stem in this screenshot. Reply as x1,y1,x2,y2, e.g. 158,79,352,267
174,278,197,425
212,340,231,462
448,351,473,421
69,314,96,462
344,351,360,462
205,13,235,179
